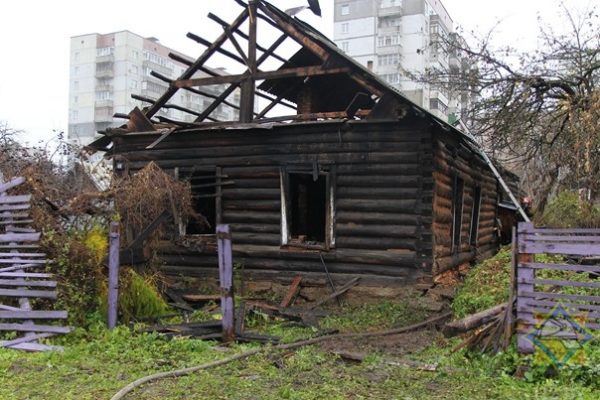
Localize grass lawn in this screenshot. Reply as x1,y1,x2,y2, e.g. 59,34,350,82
1,299,598,400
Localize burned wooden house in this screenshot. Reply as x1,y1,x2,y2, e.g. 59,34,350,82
89,0,518,286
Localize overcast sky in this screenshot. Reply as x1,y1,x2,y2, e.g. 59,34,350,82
0,0,593,144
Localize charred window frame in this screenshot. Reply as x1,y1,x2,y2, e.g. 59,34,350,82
176,167,222,235
469,185,482,246
280,164,336,250
451,174,464,253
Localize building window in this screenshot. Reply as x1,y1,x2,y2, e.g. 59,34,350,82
281,165,336,249
341,23,349,34
378,54,400,66
74,52,80,61
96,91,112,101
341,4,349,16
430,98,448,114
74,66,79,75
96,47,114,56
73,80,79,90
470,186,482,246
72,110,79,121
181,169,217,235
377,35,400,47
131,65,139,74
130,80,138,89
382,73,400,84
341,41,349,52
451,175,465,253
74,95,78,103
132,50,139,59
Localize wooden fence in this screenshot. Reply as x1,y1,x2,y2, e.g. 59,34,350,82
515,222,600,353
0,177,71,351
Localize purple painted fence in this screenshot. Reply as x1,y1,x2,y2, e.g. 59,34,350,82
516,222,600,353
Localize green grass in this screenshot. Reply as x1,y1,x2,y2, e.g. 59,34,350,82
1,300,598,399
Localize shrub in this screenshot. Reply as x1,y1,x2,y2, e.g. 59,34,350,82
537,191,600,228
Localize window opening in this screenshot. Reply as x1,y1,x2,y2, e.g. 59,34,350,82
289,173,327,244
470,186,482,246
451,175,464,253
184,170,216,234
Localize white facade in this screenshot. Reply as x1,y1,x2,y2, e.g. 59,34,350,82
68,31,239,143
333,0,463,121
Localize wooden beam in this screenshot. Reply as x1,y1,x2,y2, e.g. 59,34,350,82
187,32,247,67
175,66,352,88
256,3,329,60
0,323,71,334
144,8,249,119
207,12,288,64
240,0,258,122
0,311,67,319
0,177,25,193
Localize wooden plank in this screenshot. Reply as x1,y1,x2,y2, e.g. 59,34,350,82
308,277,361,310
519,277,600,289
0,279,56,288
280,276,302,308
5,342,61,352
518,306,600,321
0,288,57,299
175,66,352,88
0,310,67,319
4,227,36,233
0,212,29,220
519,241,600,256
0,195,31,204
522,234,600,242
0,232,40,243
0,304,21,311
0,264,44,273
0,259,46,264
0,272,52,278
217,224,235,343
520,262,600,273
0,204,30,211
0,177,25,192
0,252,45,258
0,332,55,347
108,222,120,329
518,226,600,235
524,299,600,313
0,245,40,250
518,290,600,304
0,323,71,334
0,219,34,226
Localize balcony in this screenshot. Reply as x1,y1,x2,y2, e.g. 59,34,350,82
378,5,402,17
95,69,114,79
96,54,114,63
143,59,174,78
96,81,113,92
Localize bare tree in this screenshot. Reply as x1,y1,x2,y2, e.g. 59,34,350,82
419,4,600,212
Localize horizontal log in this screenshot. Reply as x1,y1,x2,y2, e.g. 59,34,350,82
336,223,417,238
336,211,419,226
337,175,420,188
434,251,476,274
0,177,25,192
336,236,416,251
0,332,55,348
337,163,422,175
0,195,31,204
232,232,280,246
223,211,280,224
0,323,71,334
228,223,280,234
336,199,417,213
337,187,419,199
0,288,57,298
0,310,67,319
224,199,280,211
222,188,279,200
227,178,279,189
0,279,56,287
3,342,61,352
0,264,44,273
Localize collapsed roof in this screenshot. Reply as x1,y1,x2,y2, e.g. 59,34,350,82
87,0,469,152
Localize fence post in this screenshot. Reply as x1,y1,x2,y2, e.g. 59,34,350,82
108,221,120,329
516,222,534,353
217,224,235,343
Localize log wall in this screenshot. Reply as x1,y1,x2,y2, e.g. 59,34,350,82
112,120,434,282
431,133,500,274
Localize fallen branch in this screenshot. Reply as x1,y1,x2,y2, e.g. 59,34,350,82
110,312,451,400
442,303,507,337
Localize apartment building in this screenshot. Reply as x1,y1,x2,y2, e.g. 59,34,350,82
68,31,239,143
333,0,468,121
